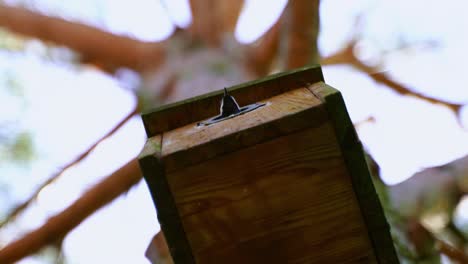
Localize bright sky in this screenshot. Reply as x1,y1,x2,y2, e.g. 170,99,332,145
1,0,467,263
235,0,288,43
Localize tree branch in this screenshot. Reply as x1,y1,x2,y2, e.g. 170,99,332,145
436,239,468,263
217,0,244,34
246,18,281,76
286,0,320,68
188,0,244,47
0,158,142,264
353,116,376,128
188,0,220,46
321,42,463,117
0,107,138,228
0,4,164,71
408,220,468,263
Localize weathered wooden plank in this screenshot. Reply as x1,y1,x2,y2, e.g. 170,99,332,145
308,82,399,264
161,87,327,172
166,123,377,263
138,135,195,264
138,68,399,263
142,65,324,137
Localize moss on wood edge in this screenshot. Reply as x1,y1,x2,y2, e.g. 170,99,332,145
310,82,400,264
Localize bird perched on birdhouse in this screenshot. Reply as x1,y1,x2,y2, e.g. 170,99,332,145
138,66,398,263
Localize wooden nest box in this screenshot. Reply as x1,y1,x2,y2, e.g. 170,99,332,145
138,66,398,263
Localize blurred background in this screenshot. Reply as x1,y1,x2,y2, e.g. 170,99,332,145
0,0,467,263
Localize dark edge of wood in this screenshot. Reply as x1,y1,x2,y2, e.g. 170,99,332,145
141,65,324,137
309,83,400,264
163,103,329,173
138,136,196,264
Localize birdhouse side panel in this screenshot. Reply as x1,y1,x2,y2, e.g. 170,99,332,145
165,122,377,263
309,82,399,263
139,135,196,264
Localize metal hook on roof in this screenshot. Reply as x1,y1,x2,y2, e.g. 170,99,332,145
198,88,265,126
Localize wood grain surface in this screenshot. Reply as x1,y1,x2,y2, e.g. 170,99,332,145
309,82,399,264
139,71,399,263
166,123,376,263
139,135,196,264
161,87,326,172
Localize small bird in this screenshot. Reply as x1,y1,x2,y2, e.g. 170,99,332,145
220,88,240,117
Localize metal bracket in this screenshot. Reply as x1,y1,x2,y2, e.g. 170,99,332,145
198,88,265,126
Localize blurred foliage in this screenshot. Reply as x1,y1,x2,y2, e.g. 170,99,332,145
136,87,155,112
34,244,67,264
367,152,468,263
0,27,79,68
0,131,35,164
0,59,35,164
4,71,24,97
209,60,230,75
0,28,25,51
9,132,34,162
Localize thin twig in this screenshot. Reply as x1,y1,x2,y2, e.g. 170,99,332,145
321,42,464,117
353,116,376,129
0,107,138,228
0,158,142,264
436,238,468,263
